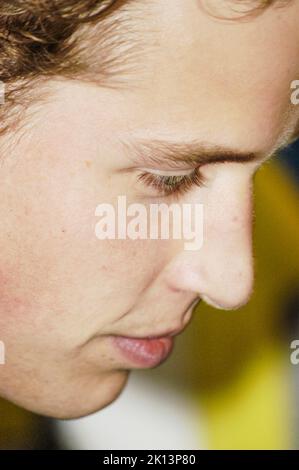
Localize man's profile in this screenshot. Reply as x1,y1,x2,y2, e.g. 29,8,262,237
0,0,298,419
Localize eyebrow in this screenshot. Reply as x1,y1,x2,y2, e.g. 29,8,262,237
121,137,268,169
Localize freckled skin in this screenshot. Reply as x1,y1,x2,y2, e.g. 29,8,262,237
0,0,299,418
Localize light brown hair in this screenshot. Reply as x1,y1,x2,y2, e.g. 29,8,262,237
0,0,292,137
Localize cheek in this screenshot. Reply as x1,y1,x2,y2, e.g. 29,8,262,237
0,129,172,338
0,270,32,321
0,201,166,339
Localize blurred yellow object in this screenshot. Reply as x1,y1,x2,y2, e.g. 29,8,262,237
186,160,299,449
200,341,293,449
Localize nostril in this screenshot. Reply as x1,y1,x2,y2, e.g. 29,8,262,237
199,262,254,311
201,294,225,310
201,287,253,311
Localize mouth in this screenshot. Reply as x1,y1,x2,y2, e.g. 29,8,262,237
109,298,200,368
110,334,175,368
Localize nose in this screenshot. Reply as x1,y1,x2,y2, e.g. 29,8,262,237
112,171,255,340
167,173,255,311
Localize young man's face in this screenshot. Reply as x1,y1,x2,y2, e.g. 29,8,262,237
0,0,299,418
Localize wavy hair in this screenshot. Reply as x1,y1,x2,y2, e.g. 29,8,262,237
0,0,293,137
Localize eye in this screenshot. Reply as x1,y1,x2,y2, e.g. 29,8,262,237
137,167,206,198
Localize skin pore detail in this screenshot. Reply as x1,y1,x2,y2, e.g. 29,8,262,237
0,0,298,418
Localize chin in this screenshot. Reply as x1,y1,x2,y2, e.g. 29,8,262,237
2,370,129,420
58,371,130,420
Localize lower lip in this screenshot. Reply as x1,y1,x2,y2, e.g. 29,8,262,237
111,335,174,368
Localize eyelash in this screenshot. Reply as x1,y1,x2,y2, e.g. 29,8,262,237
137,167,206,198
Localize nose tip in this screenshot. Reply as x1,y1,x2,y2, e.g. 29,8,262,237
167,253,254,311
198,261,254,310
201,278,254,310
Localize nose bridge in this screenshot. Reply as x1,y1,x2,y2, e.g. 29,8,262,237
200,231,254,310
170,178,255,310
201,179,254,309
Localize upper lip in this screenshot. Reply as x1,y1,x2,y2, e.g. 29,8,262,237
114,298,201,340
145,328,183,339
115,327,185,340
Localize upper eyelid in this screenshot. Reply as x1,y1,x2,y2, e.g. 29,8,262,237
135,158,258,174
137,166,206,196
137,167,197,176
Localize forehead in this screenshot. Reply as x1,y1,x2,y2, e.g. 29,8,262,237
104,0,299,155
